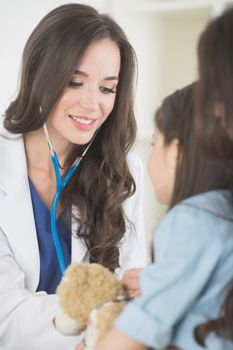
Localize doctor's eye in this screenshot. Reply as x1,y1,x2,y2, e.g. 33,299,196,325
68,81,83,88
99,86,116,95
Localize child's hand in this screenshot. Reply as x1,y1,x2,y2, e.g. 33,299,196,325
121,268,143,298
75,343,84,350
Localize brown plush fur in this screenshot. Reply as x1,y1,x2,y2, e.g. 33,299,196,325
95,302,125,344
56,263,127,330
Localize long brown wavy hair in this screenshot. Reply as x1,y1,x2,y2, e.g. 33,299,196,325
3,3,137,272
155,83,233,346
194,6,233,345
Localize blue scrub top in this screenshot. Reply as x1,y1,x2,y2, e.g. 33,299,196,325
29,179,71,294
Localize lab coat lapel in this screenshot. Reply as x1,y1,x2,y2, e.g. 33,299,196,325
71,207,88,263
0,128,88,276
0,132,40,290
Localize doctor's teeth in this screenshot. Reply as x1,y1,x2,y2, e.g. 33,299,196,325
70,115,93,125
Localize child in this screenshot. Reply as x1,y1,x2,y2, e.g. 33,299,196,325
92,82,233,349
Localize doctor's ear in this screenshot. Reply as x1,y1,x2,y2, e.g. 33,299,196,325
167,138,180,175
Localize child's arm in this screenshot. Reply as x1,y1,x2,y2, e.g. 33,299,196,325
104,203,224,349
94,328,147,350
75,329,147,350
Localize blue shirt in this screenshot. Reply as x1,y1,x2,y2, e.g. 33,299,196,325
115,190,233,350
29,179,71,294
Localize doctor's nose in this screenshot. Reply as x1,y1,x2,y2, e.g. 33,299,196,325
79,87,99,111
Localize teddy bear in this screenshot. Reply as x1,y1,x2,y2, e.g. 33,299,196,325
54,263,129,349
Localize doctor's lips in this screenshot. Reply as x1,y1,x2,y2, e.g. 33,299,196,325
69,115,96,125
69,114,97,130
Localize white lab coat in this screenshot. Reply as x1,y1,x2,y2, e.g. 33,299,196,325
0,127,146,350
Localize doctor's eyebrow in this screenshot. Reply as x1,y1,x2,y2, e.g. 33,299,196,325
74,69,119,81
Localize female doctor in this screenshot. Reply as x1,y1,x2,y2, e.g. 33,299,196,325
0,4,146,350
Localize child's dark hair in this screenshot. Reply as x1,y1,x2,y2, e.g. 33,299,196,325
194,6,233,344
155,82,233,211
196,6,233,161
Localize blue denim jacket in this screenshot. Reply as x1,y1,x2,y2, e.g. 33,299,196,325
115,190,233,349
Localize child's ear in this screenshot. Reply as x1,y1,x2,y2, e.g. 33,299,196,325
167,138,180,173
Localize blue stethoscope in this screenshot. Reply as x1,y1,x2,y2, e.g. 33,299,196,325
43,124,95,276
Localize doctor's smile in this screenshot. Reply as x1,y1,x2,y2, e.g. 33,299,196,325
68,115,98,131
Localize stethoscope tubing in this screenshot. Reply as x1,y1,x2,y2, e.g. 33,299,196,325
50,154,82,275
43,124,94,276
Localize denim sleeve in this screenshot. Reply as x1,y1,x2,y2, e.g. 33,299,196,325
115,204,224,349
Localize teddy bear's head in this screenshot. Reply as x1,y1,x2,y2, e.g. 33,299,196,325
54,263,127,336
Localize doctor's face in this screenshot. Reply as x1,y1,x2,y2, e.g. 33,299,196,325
46,38,121,146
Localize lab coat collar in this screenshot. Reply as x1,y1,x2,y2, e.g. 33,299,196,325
0,128,24,194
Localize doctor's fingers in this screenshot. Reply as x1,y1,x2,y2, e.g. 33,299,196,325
121,268,143,293
121,267,143,282
128,288,141,298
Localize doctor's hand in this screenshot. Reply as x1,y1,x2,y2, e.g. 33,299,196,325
121,268,143,298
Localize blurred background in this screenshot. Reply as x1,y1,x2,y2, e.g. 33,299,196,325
1,0,233,255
